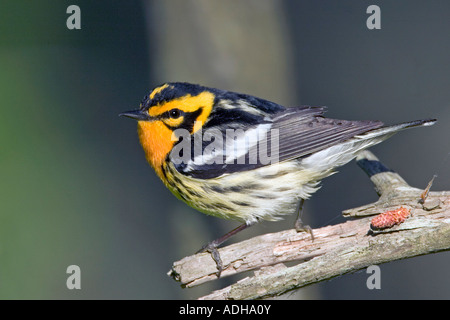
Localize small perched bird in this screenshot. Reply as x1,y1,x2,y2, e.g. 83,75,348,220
120,82,436,276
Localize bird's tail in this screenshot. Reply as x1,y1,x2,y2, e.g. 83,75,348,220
302,118,436,174
355,118,436,141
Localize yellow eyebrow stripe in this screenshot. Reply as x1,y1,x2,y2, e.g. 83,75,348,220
149,83,170,100
148,91,215,133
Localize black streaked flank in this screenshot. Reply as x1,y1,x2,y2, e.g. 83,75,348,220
260,170,290,179
227,186,244,192
254,193,277,200
231,201,253,207
208,185,224,193
275,187,292,192
211,203,234,212
203,184,265,194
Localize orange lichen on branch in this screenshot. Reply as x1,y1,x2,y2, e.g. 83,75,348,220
370,207,411,231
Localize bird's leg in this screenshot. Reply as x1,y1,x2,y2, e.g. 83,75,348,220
196,221,254,277
294,198,314,240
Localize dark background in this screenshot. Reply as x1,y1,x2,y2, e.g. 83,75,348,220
0,0,449,299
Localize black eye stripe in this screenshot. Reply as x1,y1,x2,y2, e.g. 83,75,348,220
162,107,204,133
179,107,203,132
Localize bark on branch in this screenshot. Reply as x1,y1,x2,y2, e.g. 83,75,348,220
168,151,450,300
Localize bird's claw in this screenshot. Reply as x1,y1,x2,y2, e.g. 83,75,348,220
295,219,315,241
196,242,223,277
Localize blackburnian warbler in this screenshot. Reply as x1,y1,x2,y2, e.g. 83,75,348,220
120,82,436,276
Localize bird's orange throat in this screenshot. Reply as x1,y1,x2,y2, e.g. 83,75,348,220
137,120,174,181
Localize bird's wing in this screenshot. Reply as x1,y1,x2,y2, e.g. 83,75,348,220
171,106,384,179
270,106,384,163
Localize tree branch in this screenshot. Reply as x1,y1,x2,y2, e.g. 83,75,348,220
167,151,450,299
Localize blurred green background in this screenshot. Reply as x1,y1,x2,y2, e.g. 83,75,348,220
1,0,449,299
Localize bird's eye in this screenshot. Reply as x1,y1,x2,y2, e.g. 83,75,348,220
169,109,182,119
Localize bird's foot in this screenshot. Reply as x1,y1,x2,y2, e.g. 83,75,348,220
196,241,223,278
295,218,315,241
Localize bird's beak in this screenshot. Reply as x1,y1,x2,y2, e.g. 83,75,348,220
119,109,151,121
